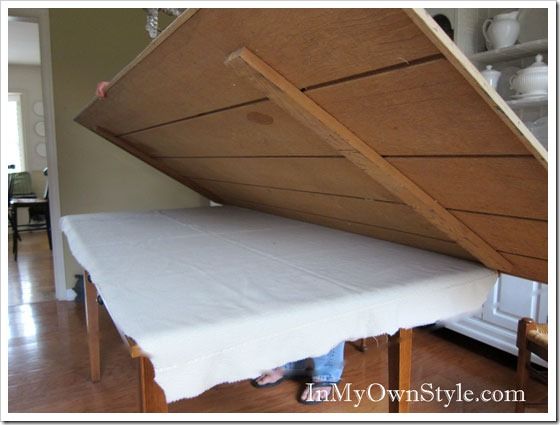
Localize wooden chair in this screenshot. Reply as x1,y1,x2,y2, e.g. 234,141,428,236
9,169,51,261
515,317,548,412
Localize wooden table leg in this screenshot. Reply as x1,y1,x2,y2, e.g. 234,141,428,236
84,271,101,382
12,206,19,262
139,356,168,413
388,328,413,413
515,318,533,413
360,338,368,352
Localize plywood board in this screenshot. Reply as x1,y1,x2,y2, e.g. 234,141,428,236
75,8,548,282
452,211,547,260
77,9,438,135
159,157,398,201
388,157,547,220
231,199,474,261
198,179,448,239
124,101,337,158
307,58,532,156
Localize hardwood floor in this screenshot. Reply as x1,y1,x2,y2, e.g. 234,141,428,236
7,231,547,413
8,231,56,306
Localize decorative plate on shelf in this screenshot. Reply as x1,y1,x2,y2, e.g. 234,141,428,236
33,101,44,117
34,121,45,137
35,142,47,158
511,92,547,100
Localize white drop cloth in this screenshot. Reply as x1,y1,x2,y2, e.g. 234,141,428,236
60,206,497,403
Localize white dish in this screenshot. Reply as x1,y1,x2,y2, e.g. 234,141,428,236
497,66,520,99
518,9,548,43
511,92,547,99
526,116,548,150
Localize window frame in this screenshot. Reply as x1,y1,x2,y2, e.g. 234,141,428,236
7,92,27,172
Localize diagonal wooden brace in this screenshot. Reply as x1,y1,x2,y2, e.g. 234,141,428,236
225,47,513,273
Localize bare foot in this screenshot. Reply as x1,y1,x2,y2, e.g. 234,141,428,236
300,383,334,403
253,367,284,386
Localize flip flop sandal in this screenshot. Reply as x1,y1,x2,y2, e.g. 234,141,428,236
251,374,286,389
298,381,339,405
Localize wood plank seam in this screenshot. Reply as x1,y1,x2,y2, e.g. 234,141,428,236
225,47,513,272
301,53,445,92
91,126,224,203
230,197,457,242
190,176,404,204
114,55,446,138
404,8,547,170
117,97,269,138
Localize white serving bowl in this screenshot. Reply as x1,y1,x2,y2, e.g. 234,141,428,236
510,54,548,95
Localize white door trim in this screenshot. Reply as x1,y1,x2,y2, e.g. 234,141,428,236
9,9,67,299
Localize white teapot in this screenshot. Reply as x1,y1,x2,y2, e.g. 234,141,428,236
510,54,548,96
482,11,520,50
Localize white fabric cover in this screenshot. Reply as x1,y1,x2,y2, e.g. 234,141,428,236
60,206,497,403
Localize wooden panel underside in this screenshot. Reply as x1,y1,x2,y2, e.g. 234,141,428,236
501,253,547,283
452,212,546,260
159,157,398,202
195,179,546,261
388,157,547,220
230,199,474,261
75,9,547,282
76,9,438,135
197,179,449,239
123,58,531,157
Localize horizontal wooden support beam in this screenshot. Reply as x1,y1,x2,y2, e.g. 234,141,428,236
225,47,513,273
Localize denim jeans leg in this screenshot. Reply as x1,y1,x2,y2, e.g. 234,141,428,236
282,358,308,377
312,342,345,383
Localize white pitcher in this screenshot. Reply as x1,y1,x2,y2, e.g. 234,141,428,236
482,11,520,50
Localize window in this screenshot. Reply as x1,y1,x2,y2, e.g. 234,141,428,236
7,93,26,172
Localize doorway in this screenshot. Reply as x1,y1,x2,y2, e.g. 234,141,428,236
7,11,65,305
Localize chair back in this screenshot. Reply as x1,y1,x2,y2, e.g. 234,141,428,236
8,172,34,198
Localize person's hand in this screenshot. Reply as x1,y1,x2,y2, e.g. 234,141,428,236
96,81,110,98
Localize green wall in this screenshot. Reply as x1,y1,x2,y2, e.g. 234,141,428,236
49,9,208,290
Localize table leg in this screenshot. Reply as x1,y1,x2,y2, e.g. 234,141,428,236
388,328,413,413
45,203,52,250
84,271,101,382
139,356,168,412
12,206,19,261
515,318,532,413
360,338,368,352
